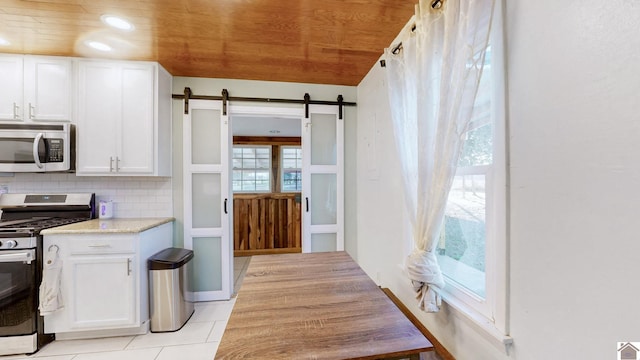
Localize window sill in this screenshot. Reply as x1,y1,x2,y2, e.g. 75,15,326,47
396,263,512,354
439,288,513,355
437,254,486,298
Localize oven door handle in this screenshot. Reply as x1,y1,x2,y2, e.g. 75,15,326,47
0,250,35,264
32,133,44,169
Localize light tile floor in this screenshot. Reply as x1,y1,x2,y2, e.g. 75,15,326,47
1,257,252,360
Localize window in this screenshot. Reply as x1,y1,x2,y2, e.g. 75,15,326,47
281,146,302,191
435,17,508,341
232,146,271,192
436,62,493,299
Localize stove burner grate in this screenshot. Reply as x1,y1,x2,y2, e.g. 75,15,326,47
0,217,89,233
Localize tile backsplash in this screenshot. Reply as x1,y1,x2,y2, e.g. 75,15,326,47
0,173,172,218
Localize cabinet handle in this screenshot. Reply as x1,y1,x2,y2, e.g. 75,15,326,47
305,197,309,212
224,198,228,214
88,244,111,248
127,258,132,276
13,103,20,120
116,157,120,171
29,103,35,119
109,157,114,172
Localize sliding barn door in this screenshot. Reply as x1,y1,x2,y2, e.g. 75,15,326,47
183,99,233,301
302,104,344,253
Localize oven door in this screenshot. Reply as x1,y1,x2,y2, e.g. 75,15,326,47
0,249,37,337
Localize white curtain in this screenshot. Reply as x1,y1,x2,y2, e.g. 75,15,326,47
384,0,494,312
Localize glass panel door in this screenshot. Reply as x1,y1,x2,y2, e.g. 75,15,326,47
302,105,343,252
183,100,233,301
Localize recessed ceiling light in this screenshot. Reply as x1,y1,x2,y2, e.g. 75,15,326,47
86,41,112,52
101,15,135,31
0,38,10,46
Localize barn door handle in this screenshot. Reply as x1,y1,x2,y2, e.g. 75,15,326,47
224,198,228,214
305,197,309,212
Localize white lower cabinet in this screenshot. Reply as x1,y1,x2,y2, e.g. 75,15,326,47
67,255,136,329
43,222,172,338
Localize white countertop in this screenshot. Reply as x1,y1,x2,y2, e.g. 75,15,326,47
40,217,174,234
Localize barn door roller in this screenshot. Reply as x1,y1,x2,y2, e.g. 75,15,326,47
183,87,192,114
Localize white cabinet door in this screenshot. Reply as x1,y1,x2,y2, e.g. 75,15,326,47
77,61,119,174
0,55,73,123
0,55,23,121
119,64,154,174
76,60,169,176
67,255,136,329
23,56,73,122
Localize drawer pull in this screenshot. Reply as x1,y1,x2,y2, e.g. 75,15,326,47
88,244,111,248
13,103,20,119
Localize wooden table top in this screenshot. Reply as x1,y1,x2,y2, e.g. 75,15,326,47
215,251,433,359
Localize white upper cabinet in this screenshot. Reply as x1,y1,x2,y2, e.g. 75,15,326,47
0,54,74,123
76,59,172,176
0,55,23,121
24,56,74,122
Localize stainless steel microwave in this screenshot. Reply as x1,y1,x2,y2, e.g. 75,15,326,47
0,123,75,172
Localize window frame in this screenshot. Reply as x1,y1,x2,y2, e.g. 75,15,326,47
232,145,272,193
435,0,511,349
280,146,303,192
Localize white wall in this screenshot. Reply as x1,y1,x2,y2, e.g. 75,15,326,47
355,64,410,286
507,0,640,358
0,173,172,218
356,1,640,359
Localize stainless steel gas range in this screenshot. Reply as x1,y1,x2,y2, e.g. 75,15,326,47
0,193,95,356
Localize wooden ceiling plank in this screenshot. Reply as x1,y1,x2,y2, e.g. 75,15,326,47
0,0,415,85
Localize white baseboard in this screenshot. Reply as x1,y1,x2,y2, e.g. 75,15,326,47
54,321,149,340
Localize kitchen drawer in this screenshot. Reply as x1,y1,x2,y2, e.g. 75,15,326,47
65,236,135,255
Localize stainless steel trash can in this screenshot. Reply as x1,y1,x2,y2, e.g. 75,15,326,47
148,247,195,332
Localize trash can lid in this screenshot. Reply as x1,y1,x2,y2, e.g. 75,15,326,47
148,247,194,270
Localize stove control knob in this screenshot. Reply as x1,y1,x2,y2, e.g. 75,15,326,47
5,240,17,248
